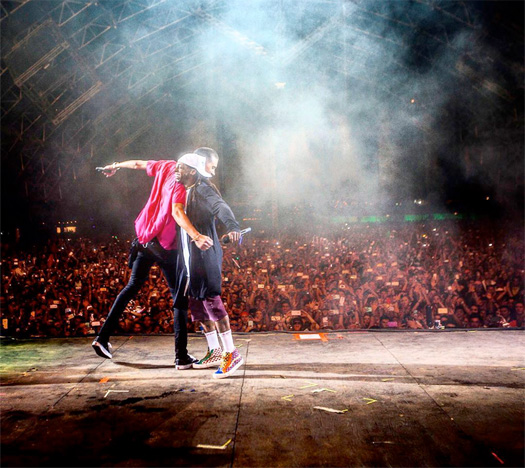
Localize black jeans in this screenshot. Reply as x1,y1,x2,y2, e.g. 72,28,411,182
97,240,189,359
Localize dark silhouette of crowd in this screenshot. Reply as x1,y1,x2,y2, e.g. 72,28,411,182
1,220,523,338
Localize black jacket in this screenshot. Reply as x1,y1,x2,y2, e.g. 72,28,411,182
178,178,240,299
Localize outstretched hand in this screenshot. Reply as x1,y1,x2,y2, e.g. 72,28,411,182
98,163,119,178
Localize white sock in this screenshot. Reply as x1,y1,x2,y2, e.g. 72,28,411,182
219,330,235,353
204,330,220,350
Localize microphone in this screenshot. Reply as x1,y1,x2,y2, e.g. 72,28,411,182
221,227,251,244
96,166,119,173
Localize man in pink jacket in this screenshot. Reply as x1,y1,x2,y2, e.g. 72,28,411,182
92,156,212,369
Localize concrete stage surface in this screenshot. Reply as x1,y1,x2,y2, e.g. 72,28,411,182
1,330,524,467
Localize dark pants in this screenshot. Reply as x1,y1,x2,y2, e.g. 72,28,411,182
97,240,189,359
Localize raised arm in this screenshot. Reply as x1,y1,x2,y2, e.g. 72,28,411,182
202,184,241,242
99,160,148,177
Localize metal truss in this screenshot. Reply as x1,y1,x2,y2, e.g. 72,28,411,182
1,0,205,203
1,0,521,206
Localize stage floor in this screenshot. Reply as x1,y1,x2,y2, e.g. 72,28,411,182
1,330,524,467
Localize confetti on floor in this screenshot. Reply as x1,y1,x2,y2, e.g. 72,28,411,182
299,382,318,389
314,406,348,414
99,377,109,383
104,389,129,398
281,394,294,401
363,397,378,405
312,388,337,394
196,439,232,450
294,334,328,341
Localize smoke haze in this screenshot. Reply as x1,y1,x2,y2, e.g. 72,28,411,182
1,0,523,235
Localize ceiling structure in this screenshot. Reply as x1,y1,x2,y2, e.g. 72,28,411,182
1,0,523,230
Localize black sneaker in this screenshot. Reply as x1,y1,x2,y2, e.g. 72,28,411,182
92,337,112,359
175,354,198,370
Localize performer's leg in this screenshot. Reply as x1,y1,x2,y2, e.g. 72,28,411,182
202,297,234,351
200,320,217,333
204,327,221,349
216,315,231,333
217,318,235,353
202,296,243,379
189,299,223,369
172,307,188,359
199,320,221,348
159,252,194,367
94,252,153,358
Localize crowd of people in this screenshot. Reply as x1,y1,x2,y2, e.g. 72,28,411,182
1,220,523,338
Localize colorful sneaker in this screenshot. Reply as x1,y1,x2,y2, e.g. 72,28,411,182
213,349,244,379
193,348,222,369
